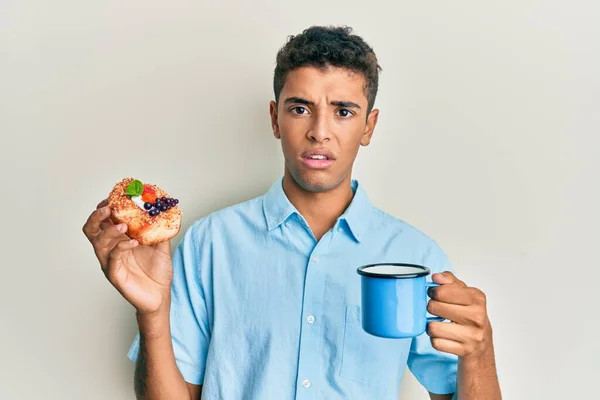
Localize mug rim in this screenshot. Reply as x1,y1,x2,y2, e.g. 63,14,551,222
357,263,431,279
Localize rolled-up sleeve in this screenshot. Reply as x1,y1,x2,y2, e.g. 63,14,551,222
127,219,212,385
407,242,458,395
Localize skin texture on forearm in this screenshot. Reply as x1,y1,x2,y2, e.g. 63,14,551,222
457,348,502,400
133,307,192,400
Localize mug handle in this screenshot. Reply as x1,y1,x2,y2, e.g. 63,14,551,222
426,282,445,322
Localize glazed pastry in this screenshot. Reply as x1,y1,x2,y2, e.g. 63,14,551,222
107,177,182,246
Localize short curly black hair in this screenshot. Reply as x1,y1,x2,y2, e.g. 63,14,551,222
273,25,382,114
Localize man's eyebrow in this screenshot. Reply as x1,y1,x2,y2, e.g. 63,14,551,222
331,100,361,109
283,97,362,109
284,97,314,106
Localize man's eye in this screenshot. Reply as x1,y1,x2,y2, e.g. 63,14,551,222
291,107,308,115
337,109,353,118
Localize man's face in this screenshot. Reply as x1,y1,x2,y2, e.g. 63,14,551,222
270,66,379,193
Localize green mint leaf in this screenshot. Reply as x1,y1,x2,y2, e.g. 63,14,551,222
125,179,143,197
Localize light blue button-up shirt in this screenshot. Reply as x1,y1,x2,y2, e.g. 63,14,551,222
128,178,458,399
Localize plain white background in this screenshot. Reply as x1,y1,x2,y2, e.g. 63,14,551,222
1,1,598,399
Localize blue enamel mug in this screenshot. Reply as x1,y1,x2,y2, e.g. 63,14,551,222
356,263,444,338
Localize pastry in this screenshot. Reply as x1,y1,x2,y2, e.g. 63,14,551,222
107,177,182,246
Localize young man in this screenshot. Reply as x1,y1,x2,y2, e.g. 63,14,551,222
83,26,501,400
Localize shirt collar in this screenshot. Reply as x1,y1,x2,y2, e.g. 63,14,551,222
263,178,299,231
262,177,373,242
339,179,372,242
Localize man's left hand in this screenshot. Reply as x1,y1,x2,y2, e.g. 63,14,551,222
426,271,493,361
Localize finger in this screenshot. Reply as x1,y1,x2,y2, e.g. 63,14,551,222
429,300,488,328
96,198,108,209
94,223,129,250
82,206,111,240
430,338,467,357
432,271,466,287
428,300,471,325
427,321,478,344
428,286,482,306
106,239,139,272
99,220,115,231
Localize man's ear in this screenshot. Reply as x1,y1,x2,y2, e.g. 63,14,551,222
360,108,379,146
269,100,280,139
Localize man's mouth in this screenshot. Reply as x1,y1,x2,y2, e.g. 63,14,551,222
301,151,335,169
302,149,335,160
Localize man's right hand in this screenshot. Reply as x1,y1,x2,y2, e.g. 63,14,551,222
82,199,174,315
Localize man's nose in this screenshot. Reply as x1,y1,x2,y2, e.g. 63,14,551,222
307,112,331,142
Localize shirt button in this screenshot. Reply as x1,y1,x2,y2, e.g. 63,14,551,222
307,315,315,324
337,227,343,232
312,256,319,263
302,379,311,388
285,221,291,227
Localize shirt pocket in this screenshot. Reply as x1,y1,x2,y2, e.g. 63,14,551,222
339,304,406,387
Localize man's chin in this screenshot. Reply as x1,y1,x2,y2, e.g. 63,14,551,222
291,170,340,193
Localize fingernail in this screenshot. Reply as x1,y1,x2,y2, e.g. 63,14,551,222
118,224,126,232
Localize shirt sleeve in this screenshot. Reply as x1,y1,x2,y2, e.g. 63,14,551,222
407,241,458,395
127,219,212,385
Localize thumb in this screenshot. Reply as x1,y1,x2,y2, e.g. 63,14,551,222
432,272,453,285
154,239,172,255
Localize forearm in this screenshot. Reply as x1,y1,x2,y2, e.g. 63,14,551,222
457,345,501,400
134,301,191,400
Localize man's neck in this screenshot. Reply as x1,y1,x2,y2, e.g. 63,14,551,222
282,172,354,241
